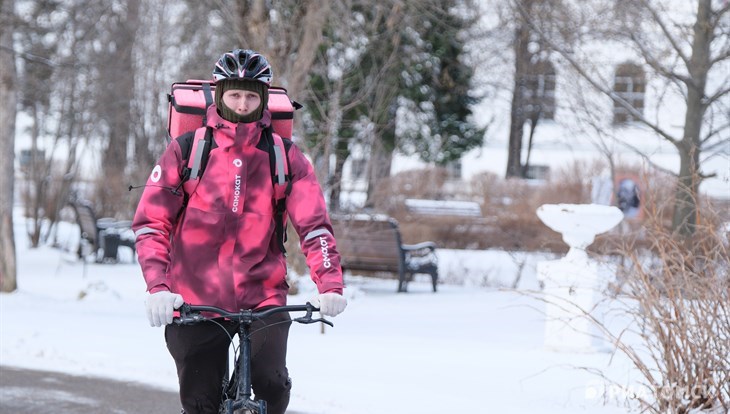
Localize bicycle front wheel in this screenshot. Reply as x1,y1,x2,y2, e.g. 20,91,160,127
219,398,266,414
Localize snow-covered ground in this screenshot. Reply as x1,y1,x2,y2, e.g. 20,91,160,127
1,211,641,414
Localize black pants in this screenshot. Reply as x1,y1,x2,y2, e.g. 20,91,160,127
165,312,292,414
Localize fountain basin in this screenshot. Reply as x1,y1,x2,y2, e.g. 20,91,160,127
537,204,623,259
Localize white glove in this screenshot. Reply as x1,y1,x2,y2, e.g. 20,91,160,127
145,291,184,327
311,292,347,317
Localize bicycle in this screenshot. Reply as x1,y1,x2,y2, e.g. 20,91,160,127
173,302,333,414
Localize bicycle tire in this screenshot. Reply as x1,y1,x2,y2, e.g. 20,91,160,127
219,399,264,414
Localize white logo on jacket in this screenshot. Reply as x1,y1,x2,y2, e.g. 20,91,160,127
150,165,162,183
233,159,242,167
319,236,332,268
232,175,242,212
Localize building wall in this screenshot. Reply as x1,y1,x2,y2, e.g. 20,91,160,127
376,3,729,204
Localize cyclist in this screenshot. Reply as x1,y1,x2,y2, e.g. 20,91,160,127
132,49,347,414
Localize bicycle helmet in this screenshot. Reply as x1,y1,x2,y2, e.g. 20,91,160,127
213,49,273,86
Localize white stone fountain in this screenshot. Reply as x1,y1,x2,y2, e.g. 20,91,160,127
536,204,624,352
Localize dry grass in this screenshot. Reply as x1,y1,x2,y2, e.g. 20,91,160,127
602,200,730,413
527,182,730,413
375,161,613,252
369,162,726,259
513,185,729,412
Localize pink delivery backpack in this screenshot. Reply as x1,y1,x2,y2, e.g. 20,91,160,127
166,80,301,253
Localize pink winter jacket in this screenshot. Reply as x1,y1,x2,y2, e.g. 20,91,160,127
132,105,344,311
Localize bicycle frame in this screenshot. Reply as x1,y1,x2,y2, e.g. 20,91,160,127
173,303,332,414
227,318,264,413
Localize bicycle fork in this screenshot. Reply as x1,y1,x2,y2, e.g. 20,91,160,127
223,323,267,414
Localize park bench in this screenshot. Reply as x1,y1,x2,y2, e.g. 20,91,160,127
330,214,438,292
67,200,136,263
404,198,482,218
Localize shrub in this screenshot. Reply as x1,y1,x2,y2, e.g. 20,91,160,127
596,193,729,413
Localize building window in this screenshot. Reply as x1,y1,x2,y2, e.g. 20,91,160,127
613,62,646,125
522,60,556,120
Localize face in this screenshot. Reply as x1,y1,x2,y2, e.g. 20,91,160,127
221,89,262,116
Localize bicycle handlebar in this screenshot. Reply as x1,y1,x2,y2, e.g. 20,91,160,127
173,302,334,327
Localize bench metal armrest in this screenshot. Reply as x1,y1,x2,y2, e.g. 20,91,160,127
401,241,436,252
402,242,437,260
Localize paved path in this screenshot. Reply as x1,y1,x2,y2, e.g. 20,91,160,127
0,366,312,413
0,365,180,413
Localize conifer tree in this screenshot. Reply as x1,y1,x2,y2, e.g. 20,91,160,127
398,0,485,166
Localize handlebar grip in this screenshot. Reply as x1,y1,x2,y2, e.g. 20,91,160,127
172,315,200,325
293,315,334,327
172,304,204,325
318,318,334,327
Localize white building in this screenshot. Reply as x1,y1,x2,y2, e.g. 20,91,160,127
340,0,729,208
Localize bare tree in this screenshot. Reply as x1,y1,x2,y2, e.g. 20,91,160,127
501,0,563,179
520,0,730,236
16,0,109,246
0,0,17,292
505,0,535,178
127,1,186,213
297,0,393,208
356,1,404,208
311,0,486,210
96,0,140,217
232,0,332,100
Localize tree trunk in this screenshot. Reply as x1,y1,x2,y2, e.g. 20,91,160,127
234,0,269,52
324,79,345,212
285,3,329,100
522,109,541,177
328,138,349,212
672,0,711,237
364,141,393,209
0,0,18,292
505,1,532,178
99,0,140,217
27,104,42,247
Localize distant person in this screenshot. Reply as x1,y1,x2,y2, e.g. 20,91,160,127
616,178,640,218
132,49,347,414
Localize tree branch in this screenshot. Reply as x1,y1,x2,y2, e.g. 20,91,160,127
514,2,682,146
705,84,730,105
709,48,730,66
563,50,679,145
701,125,730,149
628,33,693,87
0,44,69,68
618,137,681,177
638,0,691,68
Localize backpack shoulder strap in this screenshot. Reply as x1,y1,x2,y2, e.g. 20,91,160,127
182,126,213,197
264,127,293,254
271,133,292,200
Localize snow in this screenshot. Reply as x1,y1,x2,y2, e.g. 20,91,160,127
1,209,641,414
